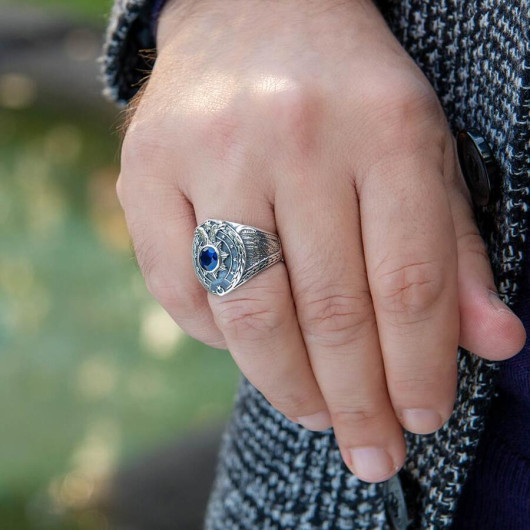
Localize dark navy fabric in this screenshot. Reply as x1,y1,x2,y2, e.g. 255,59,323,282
453,243,530,529
150,0,166,36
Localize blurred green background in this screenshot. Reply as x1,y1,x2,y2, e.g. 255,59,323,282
0,1,239,528
23,0,112,20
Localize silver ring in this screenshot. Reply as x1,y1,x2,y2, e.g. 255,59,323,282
192,219,283,296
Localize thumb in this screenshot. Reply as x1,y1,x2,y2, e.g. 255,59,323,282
447,144,526,361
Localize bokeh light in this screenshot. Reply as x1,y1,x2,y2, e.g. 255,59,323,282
0,1,239,527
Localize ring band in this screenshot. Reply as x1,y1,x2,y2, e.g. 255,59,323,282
192,219,283,296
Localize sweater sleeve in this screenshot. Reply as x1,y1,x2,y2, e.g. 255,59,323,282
102,0,160,105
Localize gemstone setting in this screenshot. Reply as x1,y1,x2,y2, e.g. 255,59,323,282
199,246,219,272
193,220,246,295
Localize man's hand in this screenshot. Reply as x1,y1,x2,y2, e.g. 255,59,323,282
117,0,526,482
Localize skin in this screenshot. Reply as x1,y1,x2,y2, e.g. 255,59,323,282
117,0,526,483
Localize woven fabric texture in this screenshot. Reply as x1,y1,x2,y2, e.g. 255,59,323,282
102,0,529,527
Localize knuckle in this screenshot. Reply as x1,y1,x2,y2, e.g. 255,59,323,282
194,108,242,161
140,257,201,317
299,290,374,346
199,83,321,166
121,123,170,175
332,403,384,428
132,233,159,280
268,391,321,418
264,84,314,122
391,373,437,395
145,273,182,308
391,359,457,396
145,273,184,309
390,375,456,411
179,322,225,349
149,280,204,322
374,259,445,318
214,297,284,341
359,80,445,161
115,167,144,211
257,83,321,157
369,80,440,128
115,173,127,208
459,229,490,262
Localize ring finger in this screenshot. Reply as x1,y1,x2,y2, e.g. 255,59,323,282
190,180,330,429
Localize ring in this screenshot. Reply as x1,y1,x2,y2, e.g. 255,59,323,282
192,219,283,296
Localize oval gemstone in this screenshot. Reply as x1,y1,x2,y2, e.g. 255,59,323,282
199,246,219,271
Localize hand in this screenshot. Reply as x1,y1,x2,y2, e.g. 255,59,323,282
117,0,526,482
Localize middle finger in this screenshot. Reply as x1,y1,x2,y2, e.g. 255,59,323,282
277,171,406,483
191,181,331,430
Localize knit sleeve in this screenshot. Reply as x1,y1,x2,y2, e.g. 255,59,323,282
102,0,160,105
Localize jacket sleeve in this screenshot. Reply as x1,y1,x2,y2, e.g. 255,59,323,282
102,0,160,105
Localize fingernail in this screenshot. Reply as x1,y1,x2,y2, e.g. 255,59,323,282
349,447,397,483
401,408,442,434
488,289,513,314
296,410,332,431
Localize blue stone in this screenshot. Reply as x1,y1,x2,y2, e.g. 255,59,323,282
199,246,218,271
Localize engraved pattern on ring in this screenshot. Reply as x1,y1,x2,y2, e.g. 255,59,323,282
193,219,282,296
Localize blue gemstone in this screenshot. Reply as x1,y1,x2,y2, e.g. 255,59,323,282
199,246,218,271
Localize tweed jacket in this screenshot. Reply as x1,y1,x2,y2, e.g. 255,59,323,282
103,1,530,528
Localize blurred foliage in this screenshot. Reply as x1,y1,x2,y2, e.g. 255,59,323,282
0,1,240,527
0,101,238,527
18,0,114,21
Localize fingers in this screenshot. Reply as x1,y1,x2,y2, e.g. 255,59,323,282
116,154,226,349
191,184,331,429
276,173,406,483
359,144,459,435
445,141,526,360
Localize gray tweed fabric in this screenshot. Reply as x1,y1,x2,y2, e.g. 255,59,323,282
102,1,530,528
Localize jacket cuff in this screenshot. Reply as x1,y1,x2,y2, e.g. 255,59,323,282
102,0,159,105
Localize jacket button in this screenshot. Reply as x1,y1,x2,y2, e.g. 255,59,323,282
383,475,409,529
457,130,498,207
